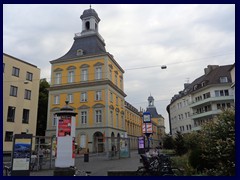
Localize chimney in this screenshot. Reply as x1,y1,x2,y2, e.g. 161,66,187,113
204,65,219,75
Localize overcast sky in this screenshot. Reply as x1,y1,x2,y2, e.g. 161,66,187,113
3,4,235,133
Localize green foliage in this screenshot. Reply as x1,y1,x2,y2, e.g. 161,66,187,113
174,131,188,156
200,109,235,176
162,134,175,149
36,79,50,137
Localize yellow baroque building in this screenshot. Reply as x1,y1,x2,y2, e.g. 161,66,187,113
45,7,165,153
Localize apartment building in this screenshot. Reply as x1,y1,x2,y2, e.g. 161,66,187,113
3,53,40,153
168,64,234,135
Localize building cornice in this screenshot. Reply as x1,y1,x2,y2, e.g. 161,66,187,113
48,79,127,97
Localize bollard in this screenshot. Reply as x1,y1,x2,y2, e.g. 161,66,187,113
84,153,89,162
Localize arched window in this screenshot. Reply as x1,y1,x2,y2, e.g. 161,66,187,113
86,21,90,30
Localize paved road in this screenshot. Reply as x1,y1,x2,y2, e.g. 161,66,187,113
29,150,142,176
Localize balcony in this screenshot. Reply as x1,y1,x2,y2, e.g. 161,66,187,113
189,95,234,108
191,109,222,120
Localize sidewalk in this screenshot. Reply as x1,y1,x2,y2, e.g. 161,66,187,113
30,150,142,176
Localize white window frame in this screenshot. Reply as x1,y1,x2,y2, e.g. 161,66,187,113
81,92,88,102
68,94,73,103
68,70,75,83
95,91,102,101
81,111,87,124
52,114,58,126
81,68,88,81
95,66,102,80
54,95,60,104
95,109,102,123
55,72,62,84
220,76,228,83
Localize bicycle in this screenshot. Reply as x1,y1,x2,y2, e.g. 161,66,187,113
136,153,183,176
70,166,91,176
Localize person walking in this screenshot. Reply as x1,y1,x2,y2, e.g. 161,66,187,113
38,146,44,170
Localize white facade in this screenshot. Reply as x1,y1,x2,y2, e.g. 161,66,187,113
189,84,234,131
169,94,192,135
169,64,234,135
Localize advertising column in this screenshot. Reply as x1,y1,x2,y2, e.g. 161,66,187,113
54,101,77,168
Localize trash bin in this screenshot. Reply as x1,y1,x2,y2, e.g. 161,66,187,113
84,153,89,162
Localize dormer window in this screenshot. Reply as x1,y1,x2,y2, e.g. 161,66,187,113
201,81,206,87
77,49,83,56
193,84,198,90
220,76,228,83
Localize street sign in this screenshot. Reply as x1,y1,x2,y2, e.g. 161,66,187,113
143,112,151,123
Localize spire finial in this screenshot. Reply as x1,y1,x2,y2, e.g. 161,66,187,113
90,4,92,9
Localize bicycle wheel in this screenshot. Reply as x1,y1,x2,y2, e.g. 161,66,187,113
136,167,150,176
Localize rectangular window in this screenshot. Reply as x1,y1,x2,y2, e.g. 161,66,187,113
109,69,112,81
68,71,74,83
224,90,229,96
95,110,102,123
95,67,102,80
10,85,18,97
116,113,119,127
110,111,113,126
116,96,118,105
55,72,62,84
26,72,33,81
120,79,123,89
54,95,60,104
81,69,88,81
115,74,118,85
203,92,211,99
110,92,113,102
121,115,124,128
7,106,15,122
5,131,13,142
12,67,20,77
52,114,57,126
215,90,220,97
220,77,228,83
81,92,87,102
22,109,29,124
95,91,102,101
81,111,87,124
68,94,73,103
24,89,31,100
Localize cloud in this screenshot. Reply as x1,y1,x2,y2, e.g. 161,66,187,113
3,4,235,133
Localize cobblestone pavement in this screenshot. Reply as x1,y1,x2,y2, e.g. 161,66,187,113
29,150,142,176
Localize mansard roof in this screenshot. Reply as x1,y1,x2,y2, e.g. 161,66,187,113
50,34,106,64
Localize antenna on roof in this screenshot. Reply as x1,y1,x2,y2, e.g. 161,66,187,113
90,4,92,9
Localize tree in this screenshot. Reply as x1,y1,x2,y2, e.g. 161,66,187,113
36,78,50,137
200,109,235,176
174,131,188,156
162,134,175,149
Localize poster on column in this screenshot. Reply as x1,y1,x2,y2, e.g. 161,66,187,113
58,116,71,137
